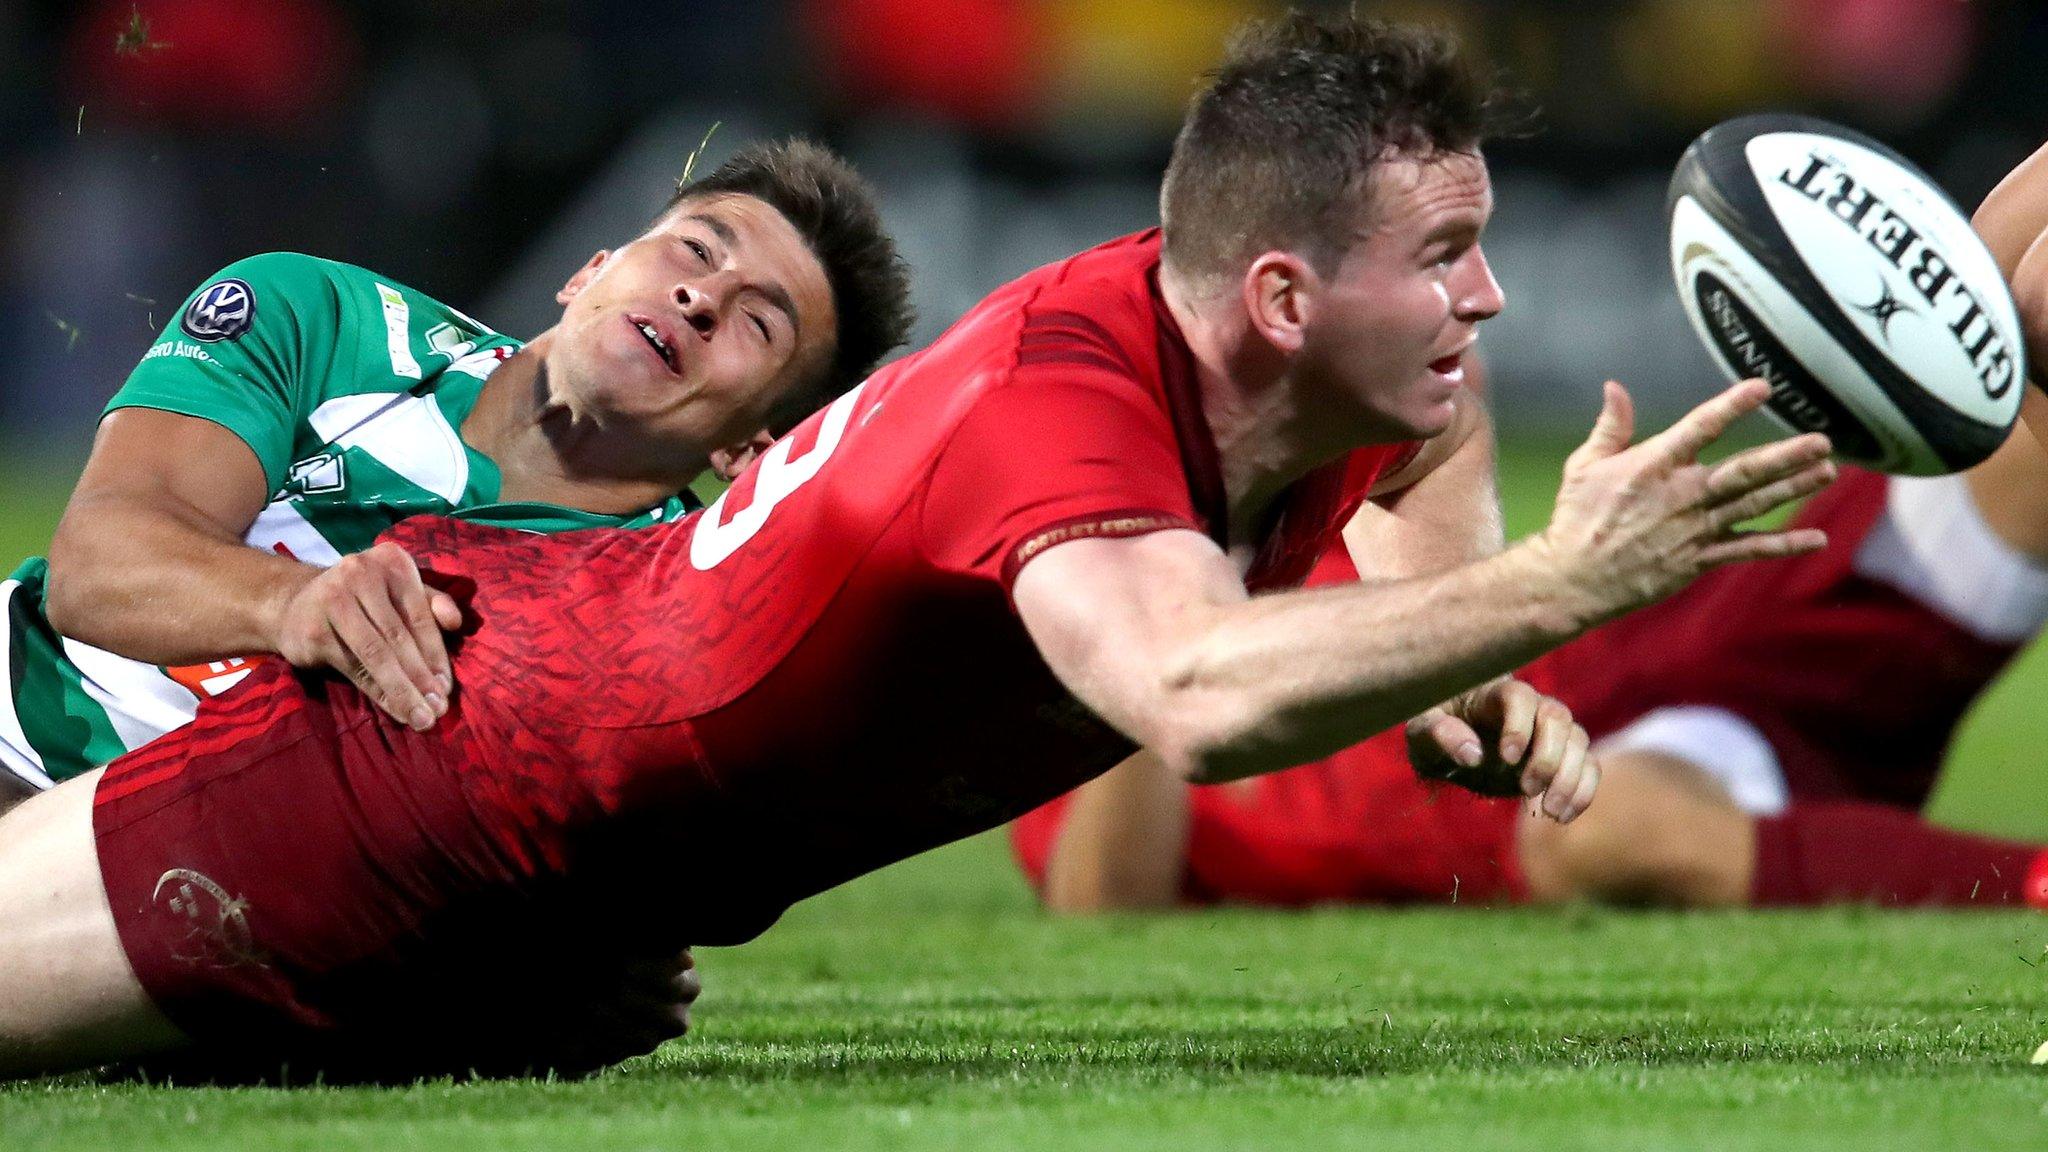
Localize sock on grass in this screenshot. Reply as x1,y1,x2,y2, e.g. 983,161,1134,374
1750,800,2047,907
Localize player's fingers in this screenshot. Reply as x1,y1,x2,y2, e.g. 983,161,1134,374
675,952,702,1010
1706,460,1837,531
1695,527,1829,570
429,589,464,634
376,548,455,699
1519,697,1574,798
1544,725,1595,822
574,998,687,1067
1701,434,1833,505
619,981,696,1040
1564,742,1601,822
621,949,700,1004
1429,712,1484,769
333,598,439,731
1640,378,1770,467
1495,680,1540,766
1407,707,1482,769
321,621,386,709
1569,381,1636,465
352,585,445,718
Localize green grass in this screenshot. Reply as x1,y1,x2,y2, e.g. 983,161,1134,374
5,443,2048,1150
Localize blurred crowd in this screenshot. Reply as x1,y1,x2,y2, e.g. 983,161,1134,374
2,0,2046,449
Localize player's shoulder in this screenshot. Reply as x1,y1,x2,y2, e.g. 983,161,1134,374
1014,229,1165,362
187,253,492,337
906,230,1166,402
841,228,1177,481
193,251,356,300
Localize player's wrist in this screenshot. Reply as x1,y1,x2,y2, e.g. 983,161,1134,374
257,561,326,660
1501,535,1609,641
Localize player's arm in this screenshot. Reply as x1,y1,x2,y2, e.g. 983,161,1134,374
1344,378,1591,798
1014,379,1834,812
1971,144,2048,439
1042,393,1509,912
1045,391,1533,911
1348,380,1502,580
1038,750,1189,912
45,411,460,731
1972,141,2048,277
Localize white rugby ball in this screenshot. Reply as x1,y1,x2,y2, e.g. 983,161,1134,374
1668,113,2025,475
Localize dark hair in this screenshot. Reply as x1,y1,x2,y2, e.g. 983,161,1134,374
662,139,914,434
1161,12,1516,286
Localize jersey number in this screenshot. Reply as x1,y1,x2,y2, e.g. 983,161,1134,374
690,382,867,569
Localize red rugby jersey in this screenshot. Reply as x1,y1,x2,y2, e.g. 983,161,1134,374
380,230,1414,944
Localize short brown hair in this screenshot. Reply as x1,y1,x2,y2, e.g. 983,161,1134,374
1161,12,1513,287
662,139,914,434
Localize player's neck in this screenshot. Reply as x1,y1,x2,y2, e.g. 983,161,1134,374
462,342,695,514
1165,281,1350,545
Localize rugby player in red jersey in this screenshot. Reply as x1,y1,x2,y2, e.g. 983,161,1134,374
1015,140,2048,915
0,13,1837,1080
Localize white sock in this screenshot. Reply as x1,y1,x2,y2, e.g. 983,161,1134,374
1853,473,2048,646
1594,705,1788,816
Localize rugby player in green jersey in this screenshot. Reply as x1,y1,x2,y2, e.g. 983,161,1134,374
0,140,911,807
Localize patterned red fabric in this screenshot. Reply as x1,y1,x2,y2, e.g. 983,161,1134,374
93,230,1413,1050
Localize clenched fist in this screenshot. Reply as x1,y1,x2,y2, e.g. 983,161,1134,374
1407,676,1596,822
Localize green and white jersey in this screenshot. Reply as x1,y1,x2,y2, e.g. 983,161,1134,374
0,252,696,790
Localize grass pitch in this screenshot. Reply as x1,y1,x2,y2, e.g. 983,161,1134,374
4,442,2048,1150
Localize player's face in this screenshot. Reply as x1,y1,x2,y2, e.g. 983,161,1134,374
551,193,837,464
1299,150,1503,440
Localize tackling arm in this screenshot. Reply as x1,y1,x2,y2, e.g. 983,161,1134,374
48,409,310,663
45,409,458,730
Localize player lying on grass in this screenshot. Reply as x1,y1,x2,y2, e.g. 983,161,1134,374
0,140,911,1072
1013,140,2048,914
0,140,910,813
0,12,1836,1081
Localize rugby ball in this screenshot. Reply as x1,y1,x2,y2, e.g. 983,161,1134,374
1668,113,2025,475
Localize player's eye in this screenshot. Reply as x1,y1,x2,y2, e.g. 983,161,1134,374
684,238,711,264
749,313,772,343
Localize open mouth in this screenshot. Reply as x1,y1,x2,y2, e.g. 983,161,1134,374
1429,353,1465,381
630,316,677,373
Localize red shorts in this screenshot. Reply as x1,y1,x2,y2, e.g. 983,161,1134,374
92,661,685,1076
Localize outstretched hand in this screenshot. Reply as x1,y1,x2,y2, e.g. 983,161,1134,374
1538,378,1836,625
1407,676,1596,822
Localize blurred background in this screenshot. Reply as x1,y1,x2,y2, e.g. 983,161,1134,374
2,0,2047,458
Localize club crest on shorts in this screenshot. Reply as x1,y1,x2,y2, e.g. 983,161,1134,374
180,278,256,342
153,867,267,970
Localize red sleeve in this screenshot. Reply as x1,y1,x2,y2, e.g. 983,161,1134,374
921,339,1202,590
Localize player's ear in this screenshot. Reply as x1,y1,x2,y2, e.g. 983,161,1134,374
710,429,778,482
1243,250,1314,355
556,251,612,304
